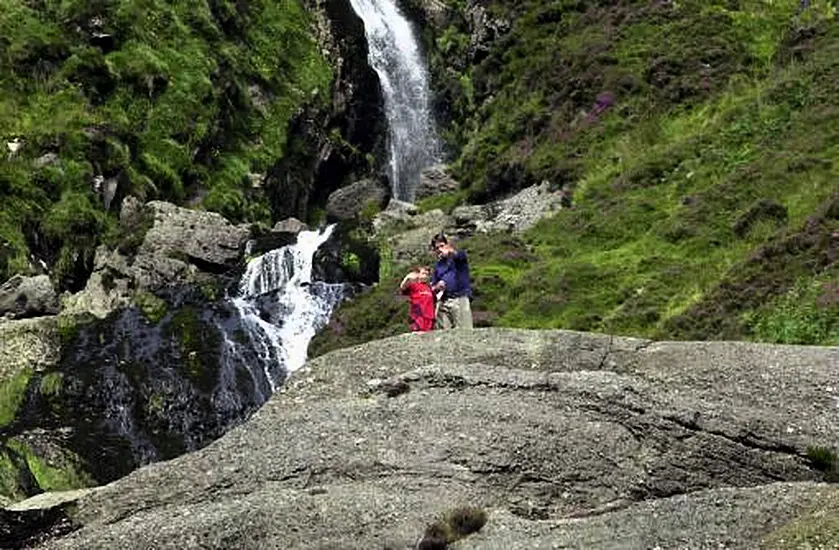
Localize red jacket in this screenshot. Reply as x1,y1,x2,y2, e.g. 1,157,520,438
402,282,435,332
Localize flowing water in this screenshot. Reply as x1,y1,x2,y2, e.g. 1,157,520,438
44,226,344,478
348,0,442,200
229,226,344,392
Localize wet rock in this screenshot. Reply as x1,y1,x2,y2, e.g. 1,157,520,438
0,275,59,320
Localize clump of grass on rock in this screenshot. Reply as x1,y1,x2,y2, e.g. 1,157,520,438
418,506,488,549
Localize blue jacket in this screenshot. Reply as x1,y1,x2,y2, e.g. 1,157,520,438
432,250,472,299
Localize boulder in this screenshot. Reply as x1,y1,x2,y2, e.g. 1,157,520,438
18,329,839,549
0,316,60,381
386,209,454,264
0,275,59,320
371,199,420,234
272,217,308,234
140,201,251,269
415,164,459,200
325,179,389,221
64,200,251,319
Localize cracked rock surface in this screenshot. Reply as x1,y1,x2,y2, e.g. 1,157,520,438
16,329,839,549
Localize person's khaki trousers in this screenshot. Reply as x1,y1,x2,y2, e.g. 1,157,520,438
436,296,473,329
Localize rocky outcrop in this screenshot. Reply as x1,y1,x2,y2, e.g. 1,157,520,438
0,275,58,320
63,199,251,319
0,317,60,381
325,178,390,221
272,217,308,234
139,201,250,269
16,329,839,549
371,181,567,265
0,200,285,504
415,164,459,200
451,180,568,234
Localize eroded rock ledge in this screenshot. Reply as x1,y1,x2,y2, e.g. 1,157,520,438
12,329,839,549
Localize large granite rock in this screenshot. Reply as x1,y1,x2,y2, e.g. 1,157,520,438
415,164,459,200
16,329,839,549
140,201,251,269
63,200,252,318
325,178,390,221
0,275,59,320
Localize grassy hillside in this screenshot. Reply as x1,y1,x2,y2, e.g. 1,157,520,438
0,0,330,290
313,0,839,354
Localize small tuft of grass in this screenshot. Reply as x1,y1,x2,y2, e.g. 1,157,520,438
418,506,488,549
807,445,839,482
445,506,488,538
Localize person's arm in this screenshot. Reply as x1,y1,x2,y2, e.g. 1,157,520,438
400,272,416,292
452,249,467,262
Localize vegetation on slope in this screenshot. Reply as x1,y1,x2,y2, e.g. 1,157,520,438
314,0,839,354
0,0,331,290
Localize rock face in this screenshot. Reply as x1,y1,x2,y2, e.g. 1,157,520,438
63,200,251,319
451,180,567,234
0,317,60,380
0,200,274,504
415,164,459,200
140,201,251,270
325,178,390,221
371,181,567,265
0,275,58,319
19,329,839,549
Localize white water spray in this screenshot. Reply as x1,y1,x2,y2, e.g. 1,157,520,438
229,226,343,391
349,0,442,201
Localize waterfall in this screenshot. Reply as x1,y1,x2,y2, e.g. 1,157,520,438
52,226,344,475
349,0,442,201
227,226,344,393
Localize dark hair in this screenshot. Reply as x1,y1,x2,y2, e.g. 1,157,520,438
430,232,448,248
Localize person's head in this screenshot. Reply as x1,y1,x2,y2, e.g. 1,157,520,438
430,233,449,257
410,265,430,281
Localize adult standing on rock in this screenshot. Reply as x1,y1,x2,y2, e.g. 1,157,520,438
430,233,473,329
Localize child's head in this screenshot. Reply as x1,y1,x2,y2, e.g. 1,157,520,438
413,265,431,281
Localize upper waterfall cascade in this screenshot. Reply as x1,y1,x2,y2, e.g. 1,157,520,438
349,0,442,201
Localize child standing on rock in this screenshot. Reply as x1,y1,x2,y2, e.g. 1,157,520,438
399,265,436,332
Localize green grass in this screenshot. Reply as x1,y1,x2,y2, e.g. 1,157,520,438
0,368,32,428
6,438,94,493
0,0,331,289
316,0,839,353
